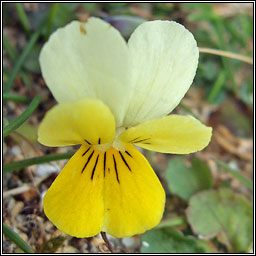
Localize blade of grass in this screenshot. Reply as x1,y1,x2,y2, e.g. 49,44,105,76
224,20,246,48
3,35,35,89
3,93,30,103
213,18,236,92
3,95,41,137
3,152,74,173
45,3,58,40
3,34,18,61
195,6,236,95
3,18,47,94
3,223,34,253
215,159,253,191
14,3,31,34
207,70,226,103
3,31,39,93
179,103,199,119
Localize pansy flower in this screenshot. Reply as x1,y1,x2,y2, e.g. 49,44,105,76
38,18,212,238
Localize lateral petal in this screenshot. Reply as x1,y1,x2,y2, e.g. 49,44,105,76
38,98,115,147
119,115,212,154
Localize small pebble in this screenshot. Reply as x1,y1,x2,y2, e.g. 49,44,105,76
10,146,21,156
37,163,59,177
142,241,149,248
122,237,136,248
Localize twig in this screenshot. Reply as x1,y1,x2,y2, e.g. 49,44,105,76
199,47,253,65
3,184,31,198
3,174,50,198
100,232,115,253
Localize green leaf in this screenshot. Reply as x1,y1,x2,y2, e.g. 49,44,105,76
186,189,253,252
141,228,211,253
3,152,74,173
3,223,34,253
3,95,41,137
165,157,213,200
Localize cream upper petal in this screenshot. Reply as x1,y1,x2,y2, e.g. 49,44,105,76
39,18,132,127
123,20,199,127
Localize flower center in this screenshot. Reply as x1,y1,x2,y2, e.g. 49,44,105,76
93,127,126,152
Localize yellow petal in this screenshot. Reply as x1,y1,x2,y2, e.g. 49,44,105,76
44,144,165,238
39,18,132,127
102,144,165,237
119,115,212,154
38,98,115,147
123,21,199,127
43,145,105,237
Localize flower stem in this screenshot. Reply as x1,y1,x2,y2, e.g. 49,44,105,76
100,232,115,253
199,47,253,65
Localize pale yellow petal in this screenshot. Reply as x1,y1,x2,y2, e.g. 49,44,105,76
38,98,115,147
43,145,104,237
102,145,165,237
123,21,199,127
39,18,132,127
119,115,212,154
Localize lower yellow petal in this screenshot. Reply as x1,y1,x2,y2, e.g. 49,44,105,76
38,98,115,147
102,144,165,237
119,115,212,154
44,144,165,238
43,144,105,237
